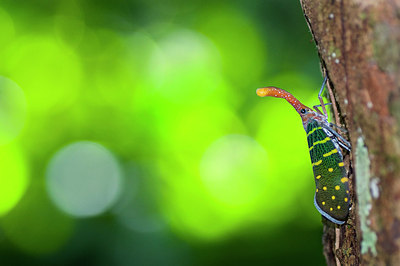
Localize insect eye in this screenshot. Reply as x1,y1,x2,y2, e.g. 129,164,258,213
300,109,307,114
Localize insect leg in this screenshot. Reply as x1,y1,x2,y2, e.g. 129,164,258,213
312,106,323,115
318,76,329,118
329,122,348,133
323,76,350,150
314,102,332,109
338,141,351,152
313,103,333,115
325,126,351,151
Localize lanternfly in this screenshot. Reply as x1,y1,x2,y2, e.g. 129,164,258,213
256,77,351,224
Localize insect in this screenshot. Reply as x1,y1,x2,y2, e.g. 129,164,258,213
256,77,350,224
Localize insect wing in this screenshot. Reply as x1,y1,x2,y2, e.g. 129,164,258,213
306,120,350,224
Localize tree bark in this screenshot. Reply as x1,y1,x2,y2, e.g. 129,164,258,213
299,0,400,265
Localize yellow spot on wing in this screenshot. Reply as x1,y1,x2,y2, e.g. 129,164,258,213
323,149,338,157
316,188,319,192
330,207,333,211
338,162,344,167
344,198,348,202
322,202,326,205
328,168,334,172
312,160,322,166
341,177,349,183
323,186,327,191
335,185,340,190
316,175,321,180
332,196,335,200
309,136,331,151
337,205,341,209
307,127,322,137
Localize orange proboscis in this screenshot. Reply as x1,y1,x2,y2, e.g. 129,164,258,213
256,86,309,113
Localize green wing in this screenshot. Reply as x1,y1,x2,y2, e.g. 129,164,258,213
306,120,349,224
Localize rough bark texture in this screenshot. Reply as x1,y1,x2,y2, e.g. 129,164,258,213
299,0,400,265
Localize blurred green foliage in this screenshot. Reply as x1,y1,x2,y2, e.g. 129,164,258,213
0,0,328,265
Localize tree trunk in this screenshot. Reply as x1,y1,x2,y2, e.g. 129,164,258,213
299,0,400,265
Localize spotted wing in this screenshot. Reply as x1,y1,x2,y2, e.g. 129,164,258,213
306,120,349,224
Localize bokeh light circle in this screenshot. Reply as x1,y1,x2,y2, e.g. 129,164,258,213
148,29,223,105
0,76,27,145
2,36,81,113
46,141,122,217
200,134,269,206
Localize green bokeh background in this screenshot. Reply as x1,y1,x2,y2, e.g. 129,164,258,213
0,0,328,265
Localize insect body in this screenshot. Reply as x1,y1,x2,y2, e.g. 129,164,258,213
256,80,350,224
